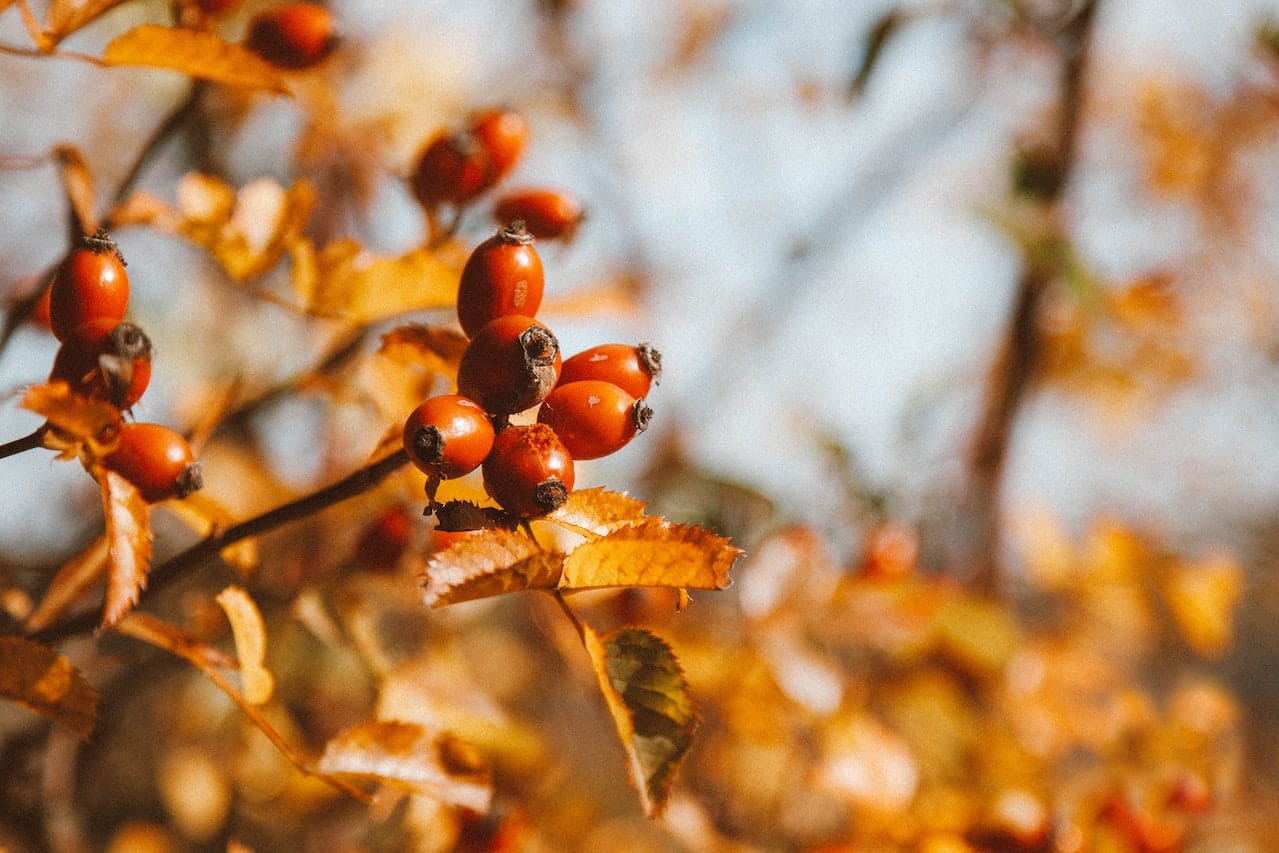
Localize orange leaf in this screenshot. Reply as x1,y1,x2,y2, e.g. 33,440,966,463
546,487,649,537
103,25,291,93
98,468,153,630
21,381,122,458
113,612,239,670
559,519,739,592
23,535,109,633
420,528,563,608
215,586,274,705
1163,551,1244,659
52,145,97,237
317,720,492,810
0,636,97,740
583,626,697,817
379,323,469,368
45,0,130,44
290,238,461,323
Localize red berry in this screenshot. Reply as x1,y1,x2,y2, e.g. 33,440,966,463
456,315,560,416
536,380,651,460
470,108,528,184
49,320,152,410
49,230,129,344
410,132,491,210
402,394,495,480
30,284,53,331
101,423,202,503
245,3,338,70
482,423,574,517
558,343,661,399
457,223,545,338
354,505,412,573
493,188,584,241
196,0,238,14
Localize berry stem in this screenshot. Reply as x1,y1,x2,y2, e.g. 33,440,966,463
0,425,48,460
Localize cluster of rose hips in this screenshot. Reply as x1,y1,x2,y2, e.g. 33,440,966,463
42,230,202,503
402,221,658,520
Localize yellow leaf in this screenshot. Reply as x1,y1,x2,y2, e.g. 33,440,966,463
317,720,492,811
583,626,698,817
215,586,275,705
559,519,739,592
1164,551,1244,659
99,468,153,630
24,535,109,633
290,238,461,323
378,323,469,369
103,25,291,94
0,636,97,740
419,528,563,607
546,487,649,537
934,597,1021,678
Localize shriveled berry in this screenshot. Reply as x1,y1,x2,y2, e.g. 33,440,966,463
482,423,574,517
537,380,651,460
457,223,544,338
402,394,495,479
50,320,152,410
244,3,338,70
456,315,560,415
493,188,584,241
49,230,129,344
101,422,202,502
558,342,661,399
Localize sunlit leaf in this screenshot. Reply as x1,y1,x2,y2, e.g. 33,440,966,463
290,238,461,323
103,25,291,93
23,535,109,633
546,487,649,537
0,636,96,739
583,625,697,817
1164,551,1243,659
559,519,738,592
98,468,153,630
45,0,130,44
379,323,469,367
215,585,275,704
420,528,562,607
934,597,1020,678
20,381,122,458
317,720,492,811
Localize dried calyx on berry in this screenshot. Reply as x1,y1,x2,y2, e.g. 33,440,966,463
456,315,561,416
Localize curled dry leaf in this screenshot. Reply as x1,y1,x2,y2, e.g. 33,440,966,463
420,528,563,607
21,381,122,459
103,25,291,94
215,586,275,705
98,468,154,630
379,323,470,368
559,518,738,592
289,238,460,324
317,720,493,812
113,612,239,671
0,636,97,740
583,626,697,818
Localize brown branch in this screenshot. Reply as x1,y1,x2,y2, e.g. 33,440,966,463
0,425,48,460
962,0,1100,591
26,448,411,644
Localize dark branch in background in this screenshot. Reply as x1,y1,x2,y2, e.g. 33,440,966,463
962,0,1100,591
27,448,411,644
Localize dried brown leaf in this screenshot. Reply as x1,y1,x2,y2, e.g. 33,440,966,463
0,636,96,739
317,720,492,811
583,626,697,817
113,612,238,669
103,25,290,93
52,145,97,236
290,238,460,323
24,535,109,633
98,468,153,630
559,518,739,592
546,487,649,537
21,381,122,458
379,323,470,368
420,528,563,607
215,586,274,704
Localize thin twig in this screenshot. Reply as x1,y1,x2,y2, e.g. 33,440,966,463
0,425,47,460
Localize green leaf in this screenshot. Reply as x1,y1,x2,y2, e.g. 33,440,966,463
584,626,698,817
